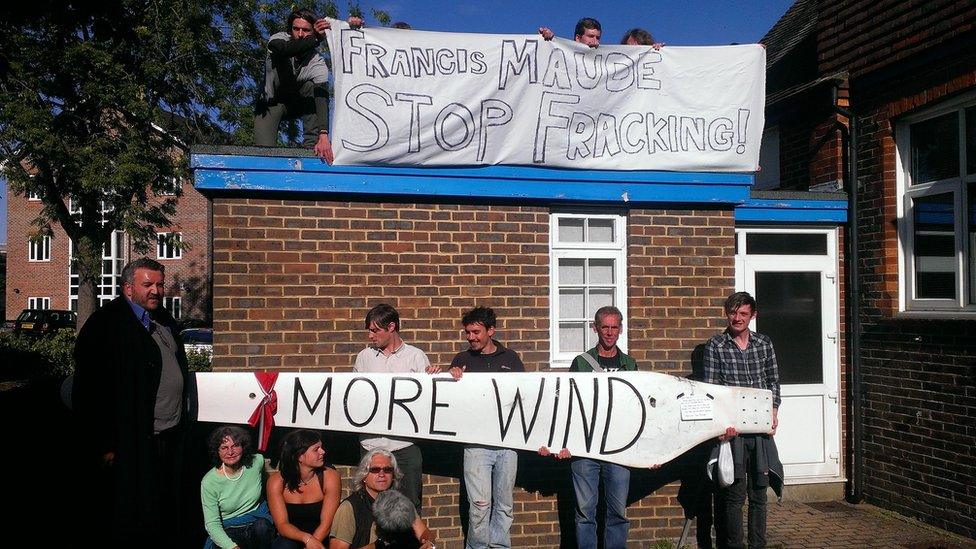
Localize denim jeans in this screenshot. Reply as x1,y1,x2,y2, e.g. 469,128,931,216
571,458,631,549
225,517,275,549
721,434,768,549
463,446,518,549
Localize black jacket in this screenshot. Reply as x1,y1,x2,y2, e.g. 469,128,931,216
73,295,189,530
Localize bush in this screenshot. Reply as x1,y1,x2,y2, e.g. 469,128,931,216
186,348,212,372
0,328,212,380
0,329,76,381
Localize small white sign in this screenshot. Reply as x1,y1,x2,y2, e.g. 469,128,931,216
680,396,714,421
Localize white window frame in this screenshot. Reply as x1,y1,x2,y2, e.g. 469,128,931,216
896,90,976,314
69,231,125,311
28,297,51,310
27,190,41,201
164,296,182,319
28,235,51,262
549,212,628,369
157,232,182,260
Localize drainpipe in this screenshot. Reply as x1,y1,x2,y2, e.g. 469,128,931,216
834,84,863,504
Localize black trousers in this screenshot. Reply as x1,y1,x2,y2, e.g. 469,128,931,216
720,435,768,549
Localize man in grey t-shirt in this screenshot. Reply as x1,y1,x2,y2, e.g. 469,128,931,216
354,303,439,514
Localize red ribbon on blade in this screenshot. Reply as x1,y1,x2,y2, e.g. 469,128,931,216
247,371,279,452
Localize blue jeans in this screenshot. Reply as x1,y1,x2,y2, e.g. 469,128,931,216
571,458,631,549
463,446,518,549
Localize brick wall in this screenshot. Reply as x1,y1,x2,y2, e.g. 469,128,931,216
847,40,976,539
5,195,72,316
211,197,737,546
818,0,976,78
3,178,211,323
154,178,212,322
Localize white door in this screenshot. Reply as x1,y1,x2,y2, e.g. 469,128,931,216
735,228,842,481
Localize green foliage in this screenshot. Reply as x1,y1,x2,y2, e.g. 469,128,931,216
0,1,377,320
186,348,213,372
0,329,77,381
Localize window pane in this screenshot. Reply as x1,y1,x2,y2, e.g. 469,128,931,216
588,219,615,242
970,183,976,304
746,233,828,255
911,112,959,184
967,106,976,175
559,322,585,353
588,259,615,284
756,272,823,384
588,288,614,315
559,258,584,284
913,193,956,299
559,288,584,318
558,218,584,243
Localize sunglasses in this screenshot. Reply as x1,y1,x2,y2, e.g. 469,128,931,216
368,466,395,474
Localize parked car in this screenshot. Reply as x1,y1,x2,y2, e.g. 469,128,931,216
14,309,77,336
180,327,213,355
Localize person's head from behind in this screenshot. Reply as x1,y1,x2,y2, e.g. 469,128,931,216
461,306,496,353
621,28,654,46
355,449,401,497
574,17,602,48
279,429,325,491
121,257,165,311
723,291,758,336
391,21,411,29
372,489,419,546
287,8,317,40
208,425,255,470
365,303,401,350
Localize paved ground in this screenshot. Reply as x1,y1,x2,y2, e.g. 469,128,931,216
760,499,976,549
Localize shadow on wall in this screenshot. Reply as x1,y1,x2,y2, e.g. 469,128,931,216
167,257,212,326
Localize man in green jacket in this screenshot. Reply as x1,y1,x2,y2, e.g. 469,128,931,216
541,306,636,548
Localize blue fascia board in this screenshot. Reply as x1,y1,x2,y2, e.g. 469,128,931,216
192,153,754,206
735,198,848,223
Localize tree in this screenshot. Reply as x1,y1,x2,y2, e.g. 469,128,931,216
0,1,373,324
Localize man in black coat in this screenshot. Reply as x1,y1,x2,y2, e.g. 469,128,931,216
73,257,190,546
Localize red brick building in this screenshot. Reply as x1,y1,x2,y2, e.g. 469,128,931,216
762,0,975,539
4,178,212,324
192,143,847,545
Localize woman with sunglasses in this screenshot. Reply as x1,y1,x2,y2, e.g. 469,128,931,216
268,430,341,549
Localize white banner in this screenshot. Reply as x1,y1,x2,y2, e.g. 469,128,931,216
196,371,774,468
325,21,765,172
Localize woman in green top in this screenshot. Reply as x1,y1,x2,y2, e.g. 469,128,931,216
201,425,275,549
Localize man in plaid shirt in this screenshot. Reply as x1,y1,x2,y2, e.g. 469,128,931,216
704,291,781,549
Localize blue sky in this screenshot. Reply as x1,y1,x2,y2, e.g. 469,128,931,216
363,0,794,45
0,0,795,245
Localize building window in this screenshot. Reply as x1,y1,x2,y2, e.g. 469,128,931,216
27,190,41,201
29,235,51,261
549,212,628,369
164,296,182,319
28,297,51,310
898,93,976,312
69,231,125,311
157,232,182,259
158,177,181,196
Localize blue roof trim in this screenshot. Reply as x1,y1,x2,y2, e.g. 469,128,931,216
191,153,754,206
735,198,848,223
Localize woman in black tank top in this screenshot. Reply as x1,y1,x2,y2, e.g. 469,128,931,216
267,430,342,549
